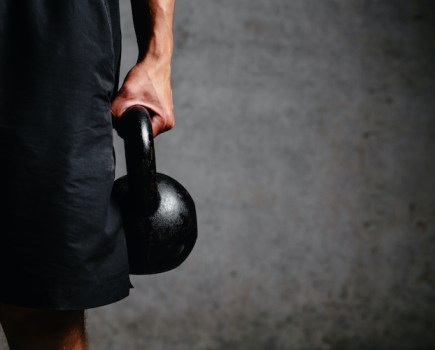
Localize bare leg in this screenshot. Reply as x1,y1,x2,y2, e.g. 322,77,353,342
0,303,87,350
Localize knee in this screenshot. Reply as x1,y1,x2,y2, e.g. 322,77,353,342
0,303,85,332
0,303,87,349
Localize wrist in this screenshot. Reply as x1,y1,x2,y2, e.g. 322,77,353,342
135,0,175,61
139,33,173,62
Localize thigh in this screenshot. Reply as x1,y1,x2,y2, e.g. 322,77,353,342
0,0,130,311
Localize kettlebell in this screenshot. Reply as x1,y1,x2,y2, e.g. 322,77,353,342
112,105,197,275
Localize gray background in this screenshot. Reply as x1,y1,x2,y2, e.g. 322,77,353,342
94,0,435,349
3,0,435,349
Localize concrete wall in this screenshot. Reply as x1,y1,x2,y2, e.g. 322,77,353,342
3,1,434,349
87,1,435,349
88,1,435,349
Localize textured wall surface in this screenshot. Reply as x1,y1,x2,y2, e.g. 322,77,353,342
99,1,435,349
2,1,435,349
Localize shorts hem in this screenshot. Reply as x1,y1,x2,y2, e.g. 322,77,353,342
0,273,131,311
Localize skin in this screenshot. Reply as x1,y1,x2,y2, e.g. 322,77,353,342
0,305,87,350
0,1,175,349
111,0,176,137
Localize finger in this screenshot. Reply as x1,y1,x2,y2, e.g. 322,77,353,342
111,97,146,118
150,113,175,137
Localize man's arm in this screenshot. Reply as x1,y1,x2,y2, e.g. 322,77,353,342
111,0,175,137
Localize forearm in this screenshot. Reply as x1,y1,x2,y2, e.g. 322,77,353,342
130,0,175,61
112,0,175,136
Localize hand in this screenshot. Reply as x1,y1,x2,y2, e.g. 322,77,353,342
111,57,174,137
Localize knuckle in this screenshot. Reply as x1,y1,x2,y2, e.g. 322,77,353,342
163,111,175,131
165,118,175,130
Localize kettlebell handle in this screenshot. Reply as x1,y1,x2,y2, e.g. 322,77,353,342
113,105,157,211
112,105,198,274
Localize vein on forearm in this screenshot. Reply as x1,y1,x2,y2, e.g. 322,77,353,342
130,0,175,60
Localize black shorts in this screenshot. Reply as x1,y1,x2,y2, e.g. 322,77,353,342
0,0,131,310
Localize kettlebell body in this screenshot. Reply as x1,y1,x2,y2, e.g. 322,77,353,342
112,105,197,275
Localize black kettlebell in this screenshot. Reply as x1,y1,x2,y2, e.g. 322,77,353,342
112,105,197,275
